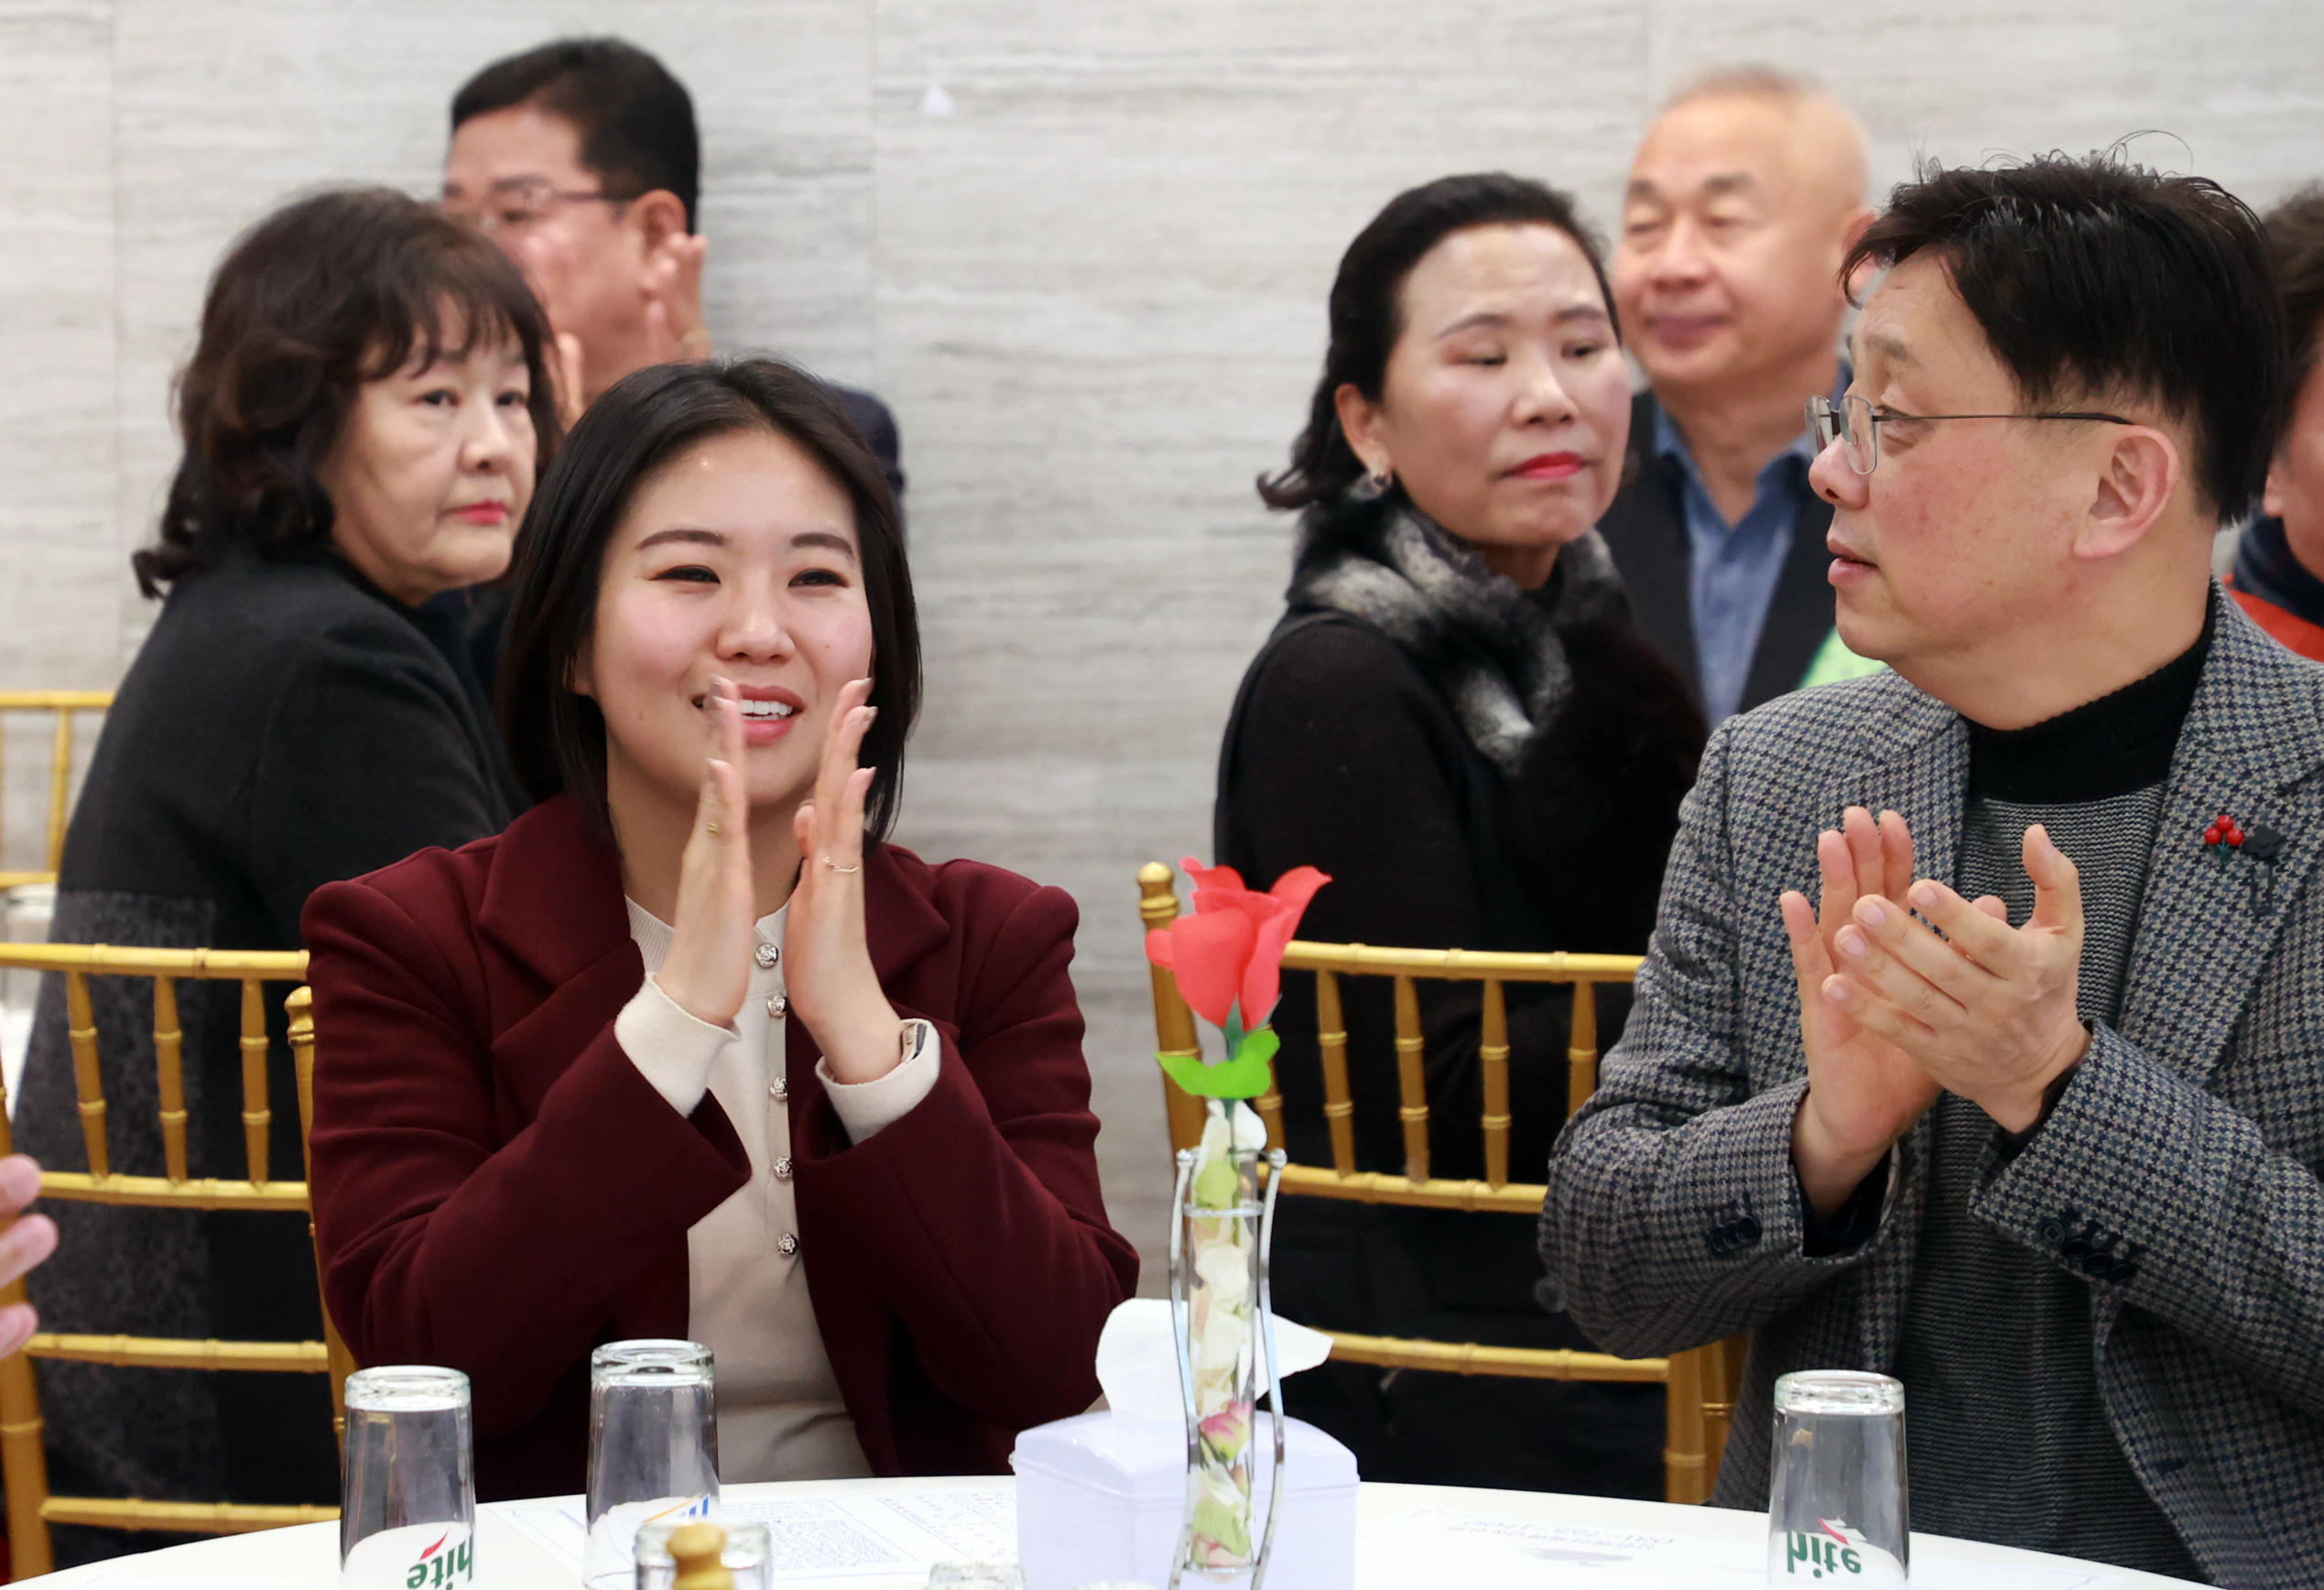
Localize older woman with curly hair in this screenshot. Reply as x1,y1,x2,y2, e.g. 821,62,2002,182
13,185,559,1563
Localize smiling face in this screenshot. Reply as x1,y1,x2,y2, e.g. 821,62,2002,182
1335,222,1631,588
1614,91,1868,402
316,326,537,605
1809,252,2106,671
575,426,873,826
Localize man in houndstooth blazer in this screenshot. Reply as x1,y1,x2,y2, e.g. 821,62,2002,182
1545,157,2324,1586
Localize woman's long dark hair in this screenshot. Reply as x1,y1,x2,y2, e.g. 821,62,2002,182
497,358,920,845
1259,172,1618,511
135,186,562,596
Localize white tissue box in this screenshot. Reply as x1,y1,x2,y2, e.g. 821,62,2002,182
1011,1411,1357,1590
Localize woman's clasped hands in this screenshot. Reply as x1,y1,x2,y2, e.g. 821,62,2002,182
654,673,907,1084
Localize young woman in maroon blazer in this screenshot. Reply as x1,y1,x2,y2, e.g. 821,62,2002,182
303,358,1136,1500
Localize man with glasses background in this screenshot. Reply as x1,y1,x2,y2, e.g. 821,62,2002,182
1545,152,2324,1582
441,38,902,496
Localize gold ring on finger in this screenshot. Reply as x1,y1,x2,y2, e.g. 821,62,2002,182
823,857,862,875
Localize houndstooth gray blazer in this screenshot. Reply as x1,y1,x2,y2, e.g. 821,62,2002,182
1541,586,2324,1588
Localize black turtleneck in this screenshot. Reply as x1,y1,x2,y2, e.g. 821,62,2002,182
1965,597,2213,804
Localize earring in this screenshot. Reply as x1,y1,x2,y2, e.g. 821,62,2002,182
1358,463,1395,499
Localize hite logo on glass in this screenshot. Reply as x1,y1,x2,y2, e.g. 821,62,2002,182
1785,1519,1866,1577
406,1528,474,1588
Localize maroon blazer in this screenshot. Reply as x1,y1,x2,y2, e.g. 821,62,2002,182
301,794,1137,1500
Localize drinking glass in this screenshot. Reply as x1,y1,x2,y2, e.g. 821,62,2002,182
634,1518,772,1590
1765,1371,1908,1586
586,1339,721,1590
339,1366,475,1590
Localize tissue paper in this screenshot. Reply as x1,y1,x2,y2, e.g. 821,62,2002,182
1015,1301,1355,1589
1095,1299,1332,1423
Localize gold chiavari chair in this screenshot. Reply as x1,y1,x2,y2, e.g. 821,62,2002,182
0,693,112,892
1137,862,1745,1505
0,944,355,1577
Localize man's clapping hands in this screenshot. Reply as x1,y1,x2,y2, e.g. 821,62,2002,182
1781,807,2092,1214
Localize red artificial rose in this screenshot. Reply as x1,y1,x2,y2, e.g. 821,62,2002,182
1146,858,1330,1031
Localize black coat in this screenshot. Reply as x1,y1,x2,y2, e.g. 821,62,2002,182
1211,550,1703,1494
1596,388,1838,715
1214,597,1703,1178
16,546,518,1561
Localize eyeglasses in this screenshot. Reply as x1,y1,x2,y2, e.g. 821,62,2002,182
440,178,629,237
1807,392,2134,475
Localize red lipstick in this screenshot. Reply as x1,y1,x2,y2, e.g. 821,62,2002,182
1512,452,1586,482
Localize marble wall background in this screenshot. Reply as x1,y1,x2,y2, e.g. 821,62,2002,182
5,0,2321,1284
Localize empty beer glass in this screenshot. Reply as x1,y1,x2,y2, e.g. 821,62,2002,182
634,1518,772,1590
586,1339,721,1589
340,1366,475,1590
1765,1371,1908,1586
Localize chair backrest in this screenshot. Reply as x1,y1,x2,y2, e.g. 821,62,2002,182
0,944,353,1577
0,692,112,891
1136,861,1745,1504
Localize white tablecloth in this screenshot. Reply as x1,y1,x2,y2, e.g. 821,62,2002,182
15,1476,2199,1588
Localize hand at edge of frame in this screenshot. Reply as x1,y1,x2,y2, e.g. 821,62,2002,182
0,1155,57,1359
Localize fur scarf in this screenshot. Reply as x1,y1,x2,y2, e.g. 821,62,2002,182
1288,488,1708,955
1287,491,1630,776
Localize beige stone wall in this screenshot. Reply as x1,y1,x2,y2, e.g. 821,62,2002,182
5,0,2320,1281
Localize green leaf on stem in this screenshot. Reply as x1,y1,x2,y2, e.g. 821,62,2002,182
1157,1025,1278,1099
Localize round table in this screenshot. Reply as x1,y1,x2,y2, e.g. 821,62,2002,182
15,1476,2198,1587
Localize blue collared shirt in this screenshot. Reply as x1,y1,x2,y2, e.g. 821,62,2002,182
1655,380,1838,723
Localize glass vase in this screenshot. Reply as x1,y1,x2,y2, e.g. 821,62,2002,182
1167,1097,1287,1590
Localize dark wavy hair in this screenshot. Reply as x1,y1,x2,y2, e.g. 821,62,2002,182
1259,172,1617,511
134,187,561,598
497,358,920,845
1844,151,2284,524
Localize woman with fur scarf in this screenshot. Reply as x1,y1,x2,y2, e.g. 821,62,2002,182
1213,173,1706,1496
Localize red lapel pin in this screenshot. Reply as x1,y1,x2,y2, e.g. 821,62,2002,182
2203,811,2244,868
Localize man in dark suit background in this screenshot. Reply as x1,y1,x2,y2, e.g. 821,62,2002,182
1601,67,1873,722
440,38,904,500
